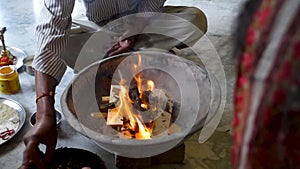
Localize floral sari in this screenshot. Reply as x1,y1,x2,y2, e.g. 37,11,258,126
233,0,300,168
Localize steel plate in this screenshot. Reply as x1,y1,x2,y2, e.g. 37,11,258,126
0,46,27,70
0,97,26,145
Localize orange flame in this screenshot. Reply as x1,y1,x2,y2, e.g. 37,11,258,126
135,116,152,139
113,53,156,139
117,79,136,129
135,76,143,96
147,80,155,91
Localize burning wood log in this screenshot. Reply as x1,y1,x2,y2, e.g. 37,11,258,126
109,85,121,103
148,89,169,115
152,111,172,137
99,102,116,112
106,109,123,125
90,112,108,118
129,83,153,112
101,96,110,102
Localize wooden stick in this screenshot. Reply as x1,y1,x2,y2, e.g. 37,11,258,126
90,112,108,118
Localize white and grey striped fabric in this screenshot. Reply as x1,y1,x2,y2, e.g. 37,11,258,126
33,0,165,82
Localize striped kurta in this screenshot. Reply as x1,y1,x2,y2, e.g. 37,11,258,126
33,0,165,82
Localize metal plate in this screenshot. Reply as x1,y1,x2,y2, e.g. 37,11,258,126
0,46,27,70
0,97,26,145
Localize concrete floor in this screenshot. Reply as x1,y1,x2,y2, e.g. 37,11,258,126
157,0,245,169
139,0,246,169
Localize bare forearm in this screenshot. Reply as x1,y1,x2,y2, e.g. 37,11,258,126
35,71,57,119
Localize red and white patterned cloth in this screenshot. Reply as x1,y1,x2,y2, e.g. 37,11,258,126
233,0,300,168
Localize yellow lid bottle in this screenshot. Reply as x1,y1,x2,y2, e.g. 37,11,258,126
0,66,20,94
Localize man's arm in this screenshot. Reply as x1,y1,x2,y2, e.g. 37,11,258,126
21,0,75,168
22,72,57,169
34,0,75,132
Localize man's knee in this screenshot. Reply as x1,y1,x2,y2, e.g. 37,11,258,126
188,7,208,34
163,6,207,34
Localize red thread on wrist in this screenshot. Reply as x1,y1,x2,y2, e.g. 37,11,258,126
36,91,55,103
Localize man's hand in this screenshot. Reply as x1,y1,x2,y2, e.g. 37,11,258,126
106,35,138,57
106,17,149,57
21,114,57,169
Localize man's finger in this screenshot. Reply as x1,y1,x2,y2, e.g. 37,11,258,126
105,43,120,53
22,151,47,169
30,158,47,169
108,47,125,56
45,144,55,163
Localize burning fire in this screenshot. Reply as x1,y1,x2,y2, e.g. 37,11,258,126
108,54,156,139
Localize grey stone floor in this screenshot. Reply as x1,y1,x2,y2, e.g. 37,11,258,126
154,1,246,169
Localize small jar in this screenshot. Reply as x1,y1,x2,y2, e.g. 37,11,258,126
0,66,20,94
